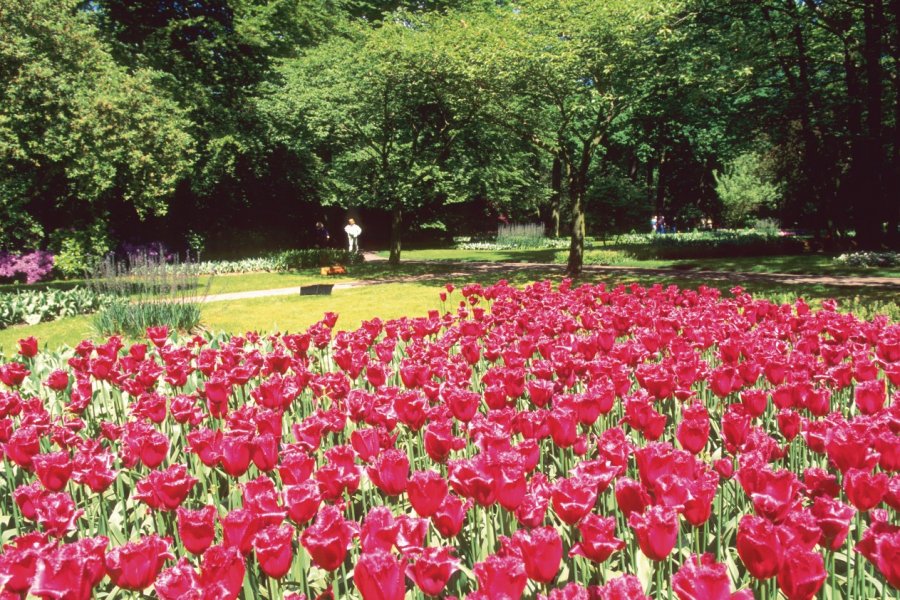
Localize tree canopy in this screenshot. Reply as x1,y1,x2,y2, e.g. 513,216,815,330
2,0,897,262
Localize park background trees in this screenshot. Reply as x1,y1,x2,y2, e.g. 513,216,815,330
2,0,898,271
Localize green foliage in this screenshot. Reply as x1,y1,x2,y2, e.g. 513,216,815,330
714,152,780,227
49,222,113,278
612,229,805,260
89,251,210,338
0,0,194,240
271,249,364,270
0,287,109,329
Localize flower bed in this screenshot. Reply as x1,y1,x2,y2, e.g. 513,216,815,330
0,281,897,599
0,287,110,329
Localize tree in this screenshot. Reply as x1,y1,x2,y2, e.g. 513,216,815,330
0,0,194,250
714,152,780,227
262,13,502,264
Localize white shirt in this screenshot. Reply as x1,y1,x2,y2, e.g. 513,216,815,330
344,224,361,238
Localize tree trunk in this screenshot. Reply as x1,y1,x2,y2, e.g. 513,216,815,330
854,0,887,248
566,181,585,277
888,0,900,245
548,155,562,238
389,203,402,266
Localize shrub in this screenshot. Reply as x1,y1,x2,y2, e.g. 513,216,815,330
90,250,210,338
0,250,54,284
612,229,804,260
0,287,109,329
49,223,113,278
834,251,900,268
714,152,780,227
271,249,364,270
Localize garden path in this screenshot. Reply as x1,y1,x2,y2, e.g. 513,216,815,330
199,253,900,304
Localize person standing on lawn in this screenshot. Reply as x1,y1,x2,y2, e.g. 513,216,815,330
314,222,330,248
344,218,362,253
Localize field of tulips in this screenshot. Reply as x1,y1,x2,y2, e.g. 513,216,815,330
0,279,898,599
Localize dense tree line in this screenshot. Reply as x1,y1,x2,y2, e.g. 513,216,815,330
1,0,897,273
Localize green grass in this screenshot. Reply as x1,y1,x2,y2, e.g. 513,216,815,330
387,247,900,278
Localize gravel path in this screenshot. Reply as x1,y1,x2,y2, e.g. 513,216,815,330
200,253,899,304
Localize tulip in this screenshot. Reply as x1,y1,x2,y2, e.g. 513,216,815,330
407,546,459,596
513,526,562,583
105,535,174,591
134,463,198,511
34,491,83,538
253,524,294,579
614,477,651,519
408,470,449,517
596,574,651,599
32,451,73,492
676,402,710,455
473,553,527,599
155,558,201,600
628,505,679,561
736,515,781,580
360,507,398,553
431,494,469,539
300,505,356,571
776,548,826,600
810,496,855,551
569,513,624,563
841,469,886,514
199,544,245,599
176,505,217,555
0,532,54,593
367,448,410,496
551,476,598,525
30,536,107,600
672,554,749,600
353,550,406,600
222,509,262,555
284,480,321,526
854,379,886,415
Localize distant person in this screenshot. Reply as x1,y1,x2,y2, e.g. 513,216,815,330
657,216,666,234
344,218,362,253
314,222,330,248
651,215,658,234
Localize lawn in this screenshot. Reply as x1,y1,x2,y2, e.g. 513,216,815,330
385,247,900,278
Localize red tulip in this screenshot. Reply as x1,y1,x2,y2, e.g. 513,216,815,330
473,553,527,599
749,468,800,523
672,553,750,600
199,544,245,599
431,494,469,538
854,379,886,415
810,496,855,550
253,524,294,579
776,409,801,441
5,425,41,469
44,369,69,391
34,491,83,538
32,451,73,491
360,506,398,553
0,361,29,387
353,550,406,600
408,470,449,518
367,448,410,496
284,480,321,526
737,514,781,580
513,526,562,583
569,513,624,563
155,558,201,600
628,505,679,561
596,574,651,599
30,536,107,600
407,546,459,596
0,532,54,593
300,505,356,571
222,508,262,555
776,549,825,600
176,505,217,555
551,476,598,525
134,464,198,511
676,402,710,455
105,535,174,591
844,468,888,511
17,336,38,358
614,477,651,519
